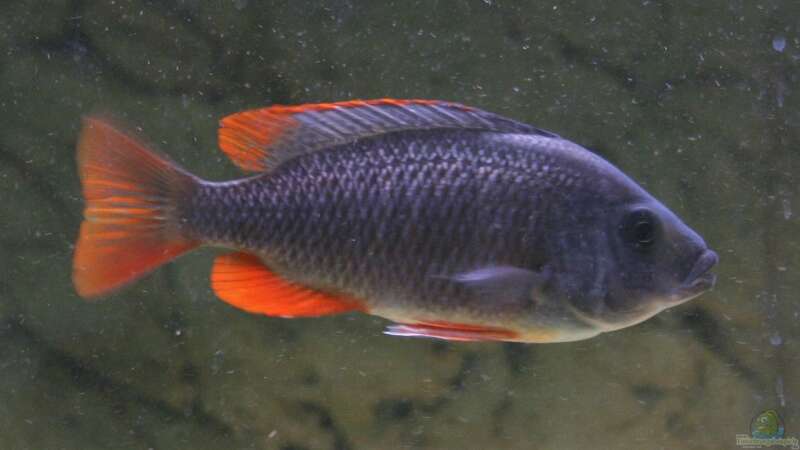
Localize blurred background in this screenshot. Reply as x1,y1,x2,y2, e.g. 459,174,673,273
0,1,798,449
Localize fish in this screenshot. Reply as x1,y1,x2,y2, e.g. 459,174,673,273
751,410,784,439
72,99,718,343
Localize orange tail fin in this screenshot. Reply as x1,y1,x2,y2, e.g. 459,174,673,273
73,118,199,299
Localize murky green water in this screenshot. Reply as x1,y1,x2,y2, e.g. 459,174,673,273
1,1,798,449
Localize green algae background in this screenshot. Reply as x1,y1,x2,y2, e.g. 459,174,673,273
1,1,798,449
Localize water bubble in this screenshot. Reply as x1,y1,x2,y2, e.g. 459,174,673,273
776,80,786,108
211,350,225,375
772,36,786,53
782,198,792,220
770,332,782,347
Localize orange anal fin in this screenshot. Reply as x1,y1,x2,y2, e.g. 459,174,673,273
211,252,365,317
384,320,519,342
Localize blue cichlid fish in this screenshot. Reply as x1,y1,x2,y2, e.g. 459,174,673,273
73,99,718,343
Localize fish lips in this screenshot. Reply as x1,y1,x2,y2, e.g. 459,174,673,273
671,249,719,303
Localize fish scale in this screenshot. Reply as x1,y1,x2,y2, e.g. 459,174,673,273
73,99,717,343
185,130,552,317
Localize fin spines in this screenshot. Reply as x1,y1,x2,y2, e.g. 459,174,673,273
218,98,554,172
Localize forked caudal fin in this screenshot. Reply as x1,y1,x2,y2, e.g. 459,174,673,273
73,118,199,299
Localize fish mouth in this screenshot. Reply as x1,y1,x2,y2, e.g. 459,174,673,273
672,249,719,302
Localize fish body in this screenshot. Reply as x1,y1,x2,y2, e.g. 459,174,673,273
73,99,718,343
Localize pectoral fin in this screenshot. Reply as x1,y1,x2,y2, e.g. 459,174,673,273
446,265,550,305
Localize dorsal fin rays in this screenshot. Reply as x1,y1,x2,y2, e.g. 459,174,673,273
217,98,558,172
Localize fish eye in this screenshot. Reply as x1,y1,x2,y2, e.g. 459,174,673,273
621,208,659,250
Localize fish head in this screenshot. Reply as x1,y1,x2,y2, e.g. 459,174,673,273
556,192,718,334
607,198,717,315
532,141,720,339
752,410,781,436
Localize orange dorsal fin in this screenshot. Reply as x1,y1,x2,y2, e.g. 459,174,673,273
73,118,199,299
211,252,365,317
384,320,519,342
217,98,556,172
